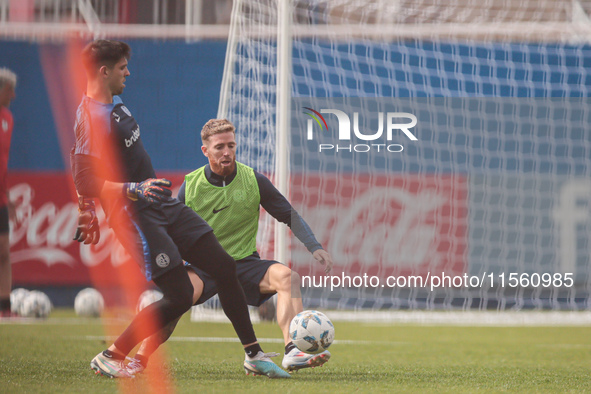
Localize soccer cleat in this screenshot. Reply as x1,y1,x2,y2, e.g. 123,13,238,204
125,357,146,375
90,351,134,379
244,351,292,378
282,348,331,371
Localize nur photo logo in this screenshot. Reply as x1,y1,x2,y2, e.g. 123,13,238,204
303,107,418,153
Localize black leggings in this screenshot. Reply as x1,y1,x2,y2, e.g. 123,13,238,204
182,231,257,346
113,232,257,355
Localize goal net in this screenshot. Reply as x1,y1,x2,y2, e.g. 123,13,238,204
208,0,591,319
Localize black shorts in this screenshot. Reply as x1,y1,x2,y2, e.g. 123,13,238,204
110,198,213,281
186,252,279,307
0,206,7,234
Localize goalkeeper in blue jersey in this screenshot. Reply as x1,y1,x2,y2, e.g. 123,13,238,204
128,119,334,374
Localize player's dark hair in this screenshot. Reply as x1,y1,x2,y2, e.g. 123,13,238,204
82,40,131,73
201,119,236,142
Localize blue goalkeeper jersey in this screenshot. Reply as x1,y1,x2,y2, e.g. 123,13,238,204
73,94,156,184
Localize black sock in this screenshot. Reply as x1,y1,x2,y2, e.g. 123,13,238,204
285,342,297,354
136,354,149,367
0,298,10,312
103,349,125,360
244,343,263,358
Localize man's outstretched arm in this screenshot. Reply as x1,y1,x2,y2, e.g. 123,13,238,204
256,171,333,273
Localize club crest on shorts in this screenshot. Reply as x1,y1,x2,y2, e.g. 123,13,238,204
155,253,170,268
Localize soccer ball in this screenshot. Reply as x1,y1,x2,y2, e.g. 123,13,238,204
10,288,30,314
74,288,104,317
19,290,52,318
289,310,335,354
136,289,163,313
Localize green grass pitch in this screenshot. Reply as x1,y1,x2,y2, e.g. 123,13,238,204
1,309,590,393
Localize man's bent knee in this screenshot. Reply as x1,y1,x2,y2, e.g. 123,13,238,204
271,264,301,292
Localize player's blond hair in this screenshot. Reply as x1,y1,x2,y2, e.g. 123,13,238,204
0,68,17,90
201,119,235,143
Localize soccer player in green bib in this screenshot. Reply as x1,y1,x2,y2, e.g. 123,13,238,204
128,119,334,374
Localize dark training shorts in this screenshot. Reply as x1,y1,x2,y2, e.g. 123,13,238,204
111,198,213,281
186,252,279,307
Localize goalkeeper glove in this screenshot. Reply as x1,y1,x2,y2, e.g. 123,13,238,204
124,178,172,204
73,197,100,245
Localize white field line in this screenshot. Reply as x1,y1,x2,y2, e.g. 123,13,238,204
3,311,591,326
77,335,405,346
191,309,591,326
327,311,591,326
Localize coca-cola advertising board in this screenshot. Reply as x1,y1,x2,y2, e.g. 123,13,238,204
290,173,468,279
10,171,467,286
9,172,185,286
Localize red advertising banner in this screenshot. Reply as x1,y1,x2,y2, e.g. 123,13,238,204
290,173,468,279
9,172,185,286
10,171,468,286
